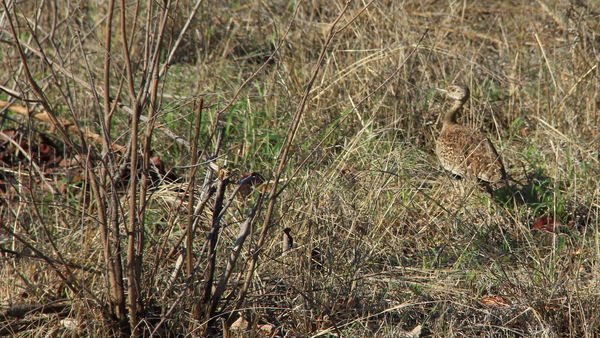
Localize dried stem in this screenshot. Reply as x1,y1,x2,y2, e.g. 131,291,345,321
187,100,204,276
209,193,263,319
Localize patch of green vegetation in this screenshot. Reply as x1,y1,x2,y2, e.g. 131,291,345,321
482,79,502,102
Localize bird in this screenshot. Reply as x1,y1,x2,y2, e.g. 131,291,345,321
435,83,507,186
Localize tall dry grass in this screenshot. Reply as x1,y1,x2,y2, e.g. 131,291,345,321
1,0,600,336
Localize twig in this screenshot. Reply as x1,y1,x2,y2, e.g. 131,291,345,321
210,193,263,318
186,100,204,276
200,173,229,320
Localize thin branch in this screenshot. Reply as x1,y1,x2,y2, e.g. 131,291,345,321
209,193,263,318
186,100,203,276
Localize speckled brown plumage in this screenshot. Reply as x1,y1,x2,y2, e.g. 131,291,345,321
435,84,507,185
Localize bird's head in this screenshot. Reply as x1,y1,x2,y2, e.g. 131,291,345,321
437,83,470,103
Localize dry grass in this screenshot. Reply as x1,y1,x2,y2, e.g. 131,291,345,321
1,0,600,336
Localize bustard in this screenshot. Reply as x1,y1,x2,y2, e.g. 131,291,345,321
435,83,507,185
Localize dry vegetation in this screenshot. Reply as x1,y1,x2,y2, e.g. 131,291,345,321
1,0,600,336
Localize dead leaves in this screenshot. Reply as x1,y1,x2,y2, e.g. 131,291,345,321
481,294,510,307
531,216,559,233
238,172,266,198
0,127,181,206
228,315,280,337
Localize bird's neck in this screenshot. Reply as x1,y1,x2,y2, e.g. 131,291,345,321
444,100,465,125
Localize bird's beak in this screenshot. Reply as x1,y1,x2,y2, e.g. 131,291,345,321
436,87,447,93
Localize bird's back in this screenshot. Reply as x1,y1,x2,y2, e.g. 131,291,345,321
436,123,506,184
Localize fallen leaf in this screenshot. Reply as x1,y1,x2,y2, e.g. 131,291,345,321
258,323,276,336
408,324,423,338
339,166,358,180
481,294,509,307
229,316,249,331
282,227,293,255
335,296,360,310
61,318,80,330
392,324,423,338
532,216,559,233
544,299,562,311
238,172,265,198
